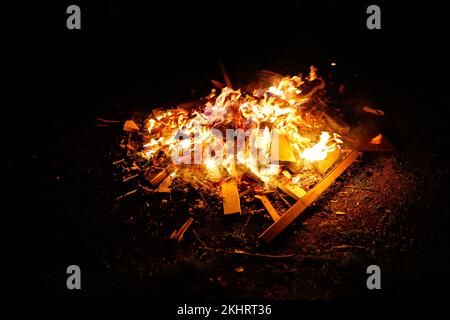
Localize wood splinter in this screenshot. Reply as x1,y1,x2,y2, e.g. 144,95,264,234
170,218,194,242
123,120,140,132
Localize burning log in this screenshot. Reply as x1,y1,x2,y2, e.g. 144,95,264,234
170,218,194,242
278,183,306,200
255,195,280,221
323,110,350,135
259,150,360,243
221,180,241,215
123,120,140,132
312,147,341,175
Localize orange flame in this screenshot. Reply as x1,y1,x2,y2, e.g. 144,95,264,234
139,68,342,187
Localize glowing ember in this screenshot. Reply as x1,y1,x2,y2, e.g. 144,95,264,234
370,134,383,145
138,67,343,189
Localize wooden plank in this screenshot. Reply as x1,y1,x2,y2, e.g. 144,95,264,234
255,195,280,221
145,168,168,186
324,111,350,135
222,180,241,215
278,183,306,200
312,148,341,175
259,150,360,243
271,133,296,162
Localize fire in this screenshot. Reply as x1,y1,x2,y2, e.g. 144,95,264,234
300,132,340,161
139,67,342,189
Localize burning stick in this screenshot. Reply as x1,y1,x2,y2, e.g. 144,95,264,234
221,180,241,215
169,218,194,242
259,150,360,243
255,195,280,221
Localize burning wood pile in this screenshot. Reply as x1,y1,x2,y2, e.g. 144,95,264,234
112,66,363,243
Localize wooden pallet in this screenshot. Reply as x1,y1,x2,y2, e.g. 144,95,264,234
258,150,361,244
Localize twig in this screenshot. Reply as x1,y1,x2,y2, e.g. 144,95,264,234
96,118,120,123
239,188,252,197
198,191,209,207
198,247,296,259
332,245,366,250
115,189,138,201
170,218,194,242
123,174,139,182
192,229,208,248
193,228,294,258
278,192,291,206
113,159,125,165
192,177,208,190
342,185,379,192
240,215,252,237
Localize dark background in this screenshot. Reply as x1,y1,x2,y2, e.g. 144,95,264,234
4,0,450,300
